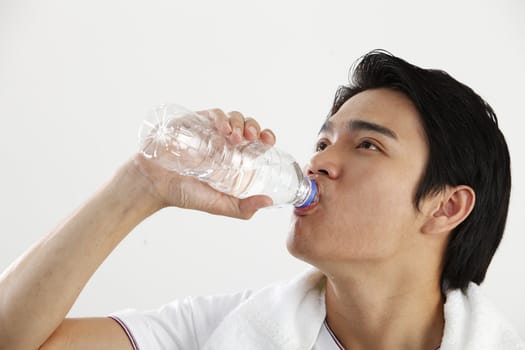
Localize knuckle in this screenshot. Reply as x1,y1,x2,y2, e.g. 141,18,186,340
210,108,224,115
209,108,226,120
241,212,254,220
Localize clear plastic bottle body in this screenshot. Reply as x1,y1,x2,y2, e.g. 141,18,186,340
139,104,317,207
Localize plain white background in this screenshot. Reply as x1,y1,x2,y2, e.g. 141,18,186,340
1,0,524,337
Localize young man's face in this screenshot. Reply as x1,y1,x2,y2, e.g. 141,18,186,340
287,88,430,267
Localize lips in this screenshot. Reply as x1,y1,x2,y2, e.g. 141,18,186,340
294,202,318,216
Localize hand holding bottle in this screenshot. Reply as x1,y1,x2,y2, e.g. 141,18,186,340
132,108,276,219
0,106,298,349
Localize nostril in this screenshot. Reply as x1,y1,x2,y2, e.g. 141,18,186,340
318,169,329,176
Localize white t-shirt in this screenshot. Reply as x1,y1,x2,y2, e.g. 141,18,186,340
111,290,343,350
110,269,524,349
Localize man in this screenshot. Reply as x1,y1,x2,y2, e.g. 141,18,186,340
0,50,523,349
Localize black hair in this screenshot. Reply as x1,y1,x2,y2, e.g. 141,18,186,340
331,50,511,291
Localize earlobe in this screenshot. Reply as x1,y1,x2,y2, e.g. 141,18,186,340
421,186,476,235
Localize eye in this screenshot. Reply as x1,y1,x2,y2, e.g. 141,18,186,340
357,140,380,151
315,140,329,152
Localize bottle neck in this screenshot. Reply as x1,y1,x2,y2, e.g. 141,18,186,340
294,178,318,208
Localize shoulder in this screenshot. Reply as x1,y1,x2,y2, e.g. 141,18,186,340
110,289,254,350
181,289,255,325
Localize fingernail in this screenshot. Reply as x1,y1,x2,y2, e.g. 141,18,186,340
261,130,275,143
247,126,257,137
235,127,242,136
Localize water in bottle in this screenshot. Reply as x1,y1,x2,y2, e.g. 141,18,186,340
138,103,318,208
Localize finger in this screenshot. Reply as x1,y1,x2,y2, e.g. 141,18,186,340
243,118,261,141
227,111,246,144
260,128,276,146
200,109,232,135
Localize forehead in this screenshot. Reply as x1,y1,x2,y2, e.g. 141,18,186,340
326,88,426,143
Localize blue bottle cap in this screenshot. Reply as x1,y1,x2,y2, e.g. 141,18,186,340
296,178,317,209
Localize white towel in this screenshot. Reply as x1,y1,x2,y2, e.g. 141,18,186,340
441,283,525,349
203,268,524,350
203,268,326,349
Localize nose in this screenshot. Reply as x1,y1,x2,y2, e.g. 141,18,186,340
306,147,341,179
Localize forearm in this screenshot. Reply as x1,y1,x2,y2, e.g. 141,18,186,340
0,160,162,350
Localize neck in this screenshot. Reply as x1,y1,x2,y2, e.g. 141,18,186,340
324,264,444,350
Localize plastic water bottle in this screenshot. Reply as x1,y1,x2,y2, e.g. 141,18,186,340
138,104,318,208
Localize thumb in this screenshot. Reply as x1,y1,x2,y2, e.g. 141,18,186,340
237,195,273,219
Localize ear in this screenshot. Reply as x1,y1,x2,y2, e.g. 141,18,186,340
421,185,476,235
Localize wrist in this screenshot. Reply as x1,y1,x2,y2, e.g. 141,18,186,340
108,157,166,218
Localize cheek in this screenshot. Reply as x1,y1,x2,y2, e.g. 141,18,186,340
357,162,421,211
356,175,418,231
324,176,418,256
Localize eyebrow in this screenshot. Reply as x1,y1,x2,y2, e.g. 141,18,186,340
319,119,398,141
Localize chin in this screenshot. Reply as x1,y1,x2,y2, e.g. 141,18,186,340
286,226,322,266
